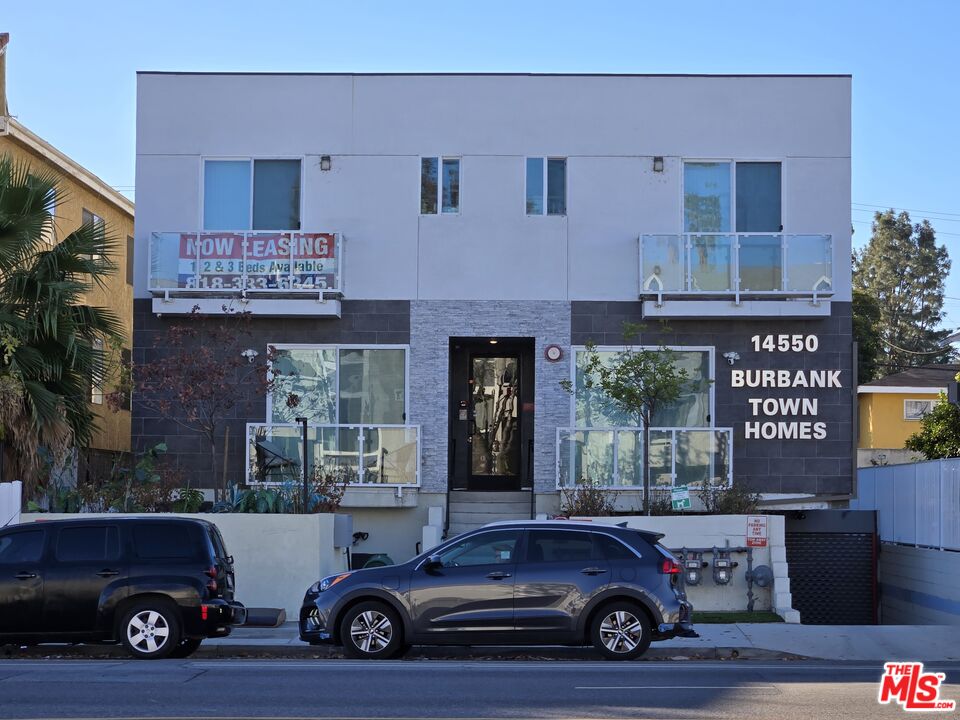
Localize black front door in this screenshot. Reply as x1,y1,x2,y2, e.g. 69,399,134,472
449,339,535,492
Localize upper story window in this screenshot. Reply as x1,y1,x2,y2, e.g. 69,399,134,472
90,336,104,405
420,157,460,214
683,161,781,233
904,399,936,421
203,159,301,231
526,157,566,215
81,209,103,260
126,235,134,285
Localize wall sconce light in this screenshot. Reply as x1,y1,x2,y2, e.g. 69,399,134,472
653,156,664,173
320,155,332,171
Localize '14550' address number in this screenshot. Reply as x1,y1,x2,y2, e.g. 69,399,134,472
751,334,819,353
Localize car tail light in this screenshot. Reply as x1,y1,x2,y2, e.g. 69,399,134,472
205,566,219,593
201,605,209,621
660,558,681,574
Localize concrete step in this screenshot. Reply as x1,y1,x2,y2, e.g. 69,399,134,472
448,491,531,504
449,502,530,515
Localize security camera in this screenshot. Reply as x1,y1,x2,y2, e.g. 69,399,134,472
722,351,740,365
240,348,259,363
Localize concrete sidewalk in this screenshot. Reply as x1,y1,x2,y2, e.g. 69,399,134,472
171,622,960,662
8,622,960,661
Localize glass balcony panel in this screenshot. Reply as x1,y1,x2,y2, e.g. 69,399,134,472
640,235,685,293
615,430,644,487
738,235,783,291
647,429,674,490
149,232,193,290
786,234,833,293
313,426,362,484
242,232,292,291
246,424,313,485
359,426,419,485
674,429,732,488
196,232,244,291
557,429,615,488
292,233,338,291
690,234,734,292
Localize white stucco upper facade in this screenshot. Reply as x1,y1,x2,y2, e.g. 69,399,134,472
134,73,852,305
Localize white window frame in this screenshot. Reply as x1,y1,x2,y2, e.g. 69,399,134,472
681,158,785,233
265,343,411,425
90,337,104,405
568,345,716,427
200,156,305,232
904,398,937,421
419,156,461,216
525,156,567,216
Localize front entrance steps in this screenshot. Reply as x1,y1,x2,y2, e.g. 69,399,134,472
447,490,532,536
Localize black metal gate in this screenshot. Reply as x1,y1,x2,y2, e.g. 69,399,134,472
784,510,877,625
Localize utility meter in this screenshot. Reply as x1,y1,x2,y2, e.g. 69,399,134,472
712,549,738,585
683,551,705,586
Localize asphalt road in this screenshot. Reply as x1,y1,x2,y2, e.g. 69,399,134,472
0,658,956,720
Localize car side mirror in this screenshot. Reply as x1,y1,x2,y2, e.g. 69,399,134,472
425,554,443,571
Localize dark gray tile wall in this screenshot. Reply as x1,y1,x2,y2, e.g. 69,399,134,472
131,299,410,490
571,301,855,496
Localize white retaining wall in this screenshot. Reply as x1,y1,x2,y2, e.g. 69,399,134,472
879,543,960,625
20,512,347,618
583,515,799,621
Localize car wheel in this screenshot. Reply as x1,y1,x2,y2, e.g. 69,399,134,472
590,602,652,661
340,602,403,659
169,637,203,659
119,600,182,660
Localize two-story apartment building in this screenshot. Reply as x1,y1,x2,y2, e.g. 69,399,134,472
133,72,853,559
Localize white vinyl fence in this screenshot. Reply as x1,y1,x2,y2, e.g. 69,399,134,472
853,460,960,551
0,481,22,527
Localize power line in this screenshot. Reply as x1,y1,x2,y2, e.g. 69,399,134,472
852,207,960,224
853,202,960,219
852,220,960,237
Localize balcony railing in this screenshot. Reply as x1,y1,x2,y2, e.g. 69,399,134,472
556,426,733,490
639,233,832,305
149,231,342,298
246,423,420,487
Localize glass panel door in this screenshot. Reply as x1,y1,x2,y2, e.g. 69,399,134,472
470,356,520,481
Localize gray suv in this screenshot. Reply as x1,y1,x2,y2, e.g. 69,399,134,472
299,520,695,660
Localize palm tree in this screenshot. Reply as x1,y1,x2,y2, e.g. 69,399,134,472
0,154,123,493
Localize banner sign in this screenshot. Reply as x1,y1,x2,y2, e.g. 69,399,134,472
177,232,337,291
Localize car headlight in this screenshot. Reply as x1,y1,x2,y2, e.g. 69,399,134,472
310,573,352,594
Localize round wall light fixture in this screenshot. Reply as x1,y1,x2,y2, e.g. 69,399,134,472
544,344,564,362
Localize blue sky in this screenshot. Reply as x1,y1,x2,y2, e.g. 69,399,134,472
4,1,960,321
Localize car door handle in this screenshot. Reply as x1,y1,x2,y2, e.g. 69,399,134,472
486,571,512,580
96,569,120,578
580,567,608,576
14,572,37,580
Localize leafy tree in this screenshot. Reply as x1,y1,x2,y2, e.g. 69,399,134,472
904,390,960,460
131,308,272,500
852,289,884,382
853,210,952,373
0,155,122,492
561,323,689,515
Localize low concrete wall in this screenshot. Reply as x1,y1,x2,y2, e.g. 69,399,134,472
20,513,347,619
880,543,960,625
583,515,798,621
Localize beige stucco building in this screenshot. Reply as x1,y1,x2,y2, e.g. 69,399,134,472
0,33,134,456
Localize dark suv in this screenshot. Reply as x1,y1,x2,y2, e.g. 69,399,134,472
299,520,694,660
0,517,246,659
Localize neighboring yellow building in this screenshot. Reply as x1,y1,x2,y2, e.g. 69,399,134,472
857,364,958,467
1,33,134,460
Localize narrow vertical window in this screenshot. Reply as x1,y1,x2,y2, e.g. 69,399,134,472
526,158,566,215
126,236,134,285
90,337,104,405
441,158,460,213
204,160,251,230
683,162,731,233
525,158,544,214
546,158,566,215
253,159,301,230
420,157,439,214
81,209,103,260
735,162,781,232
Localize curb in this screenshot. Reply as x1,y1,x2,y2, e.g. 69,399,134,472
3,643,807,662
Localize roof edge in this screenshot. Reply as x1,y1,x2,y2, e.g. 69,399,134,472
136,71,852,79
2,117,134,216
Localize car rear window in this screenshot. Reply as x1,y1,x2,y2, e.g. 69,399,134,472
56,526,119,562
133,523,202,560
208,526,229,560
593,533,638,561
526,530,596,563
0,530,44,563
